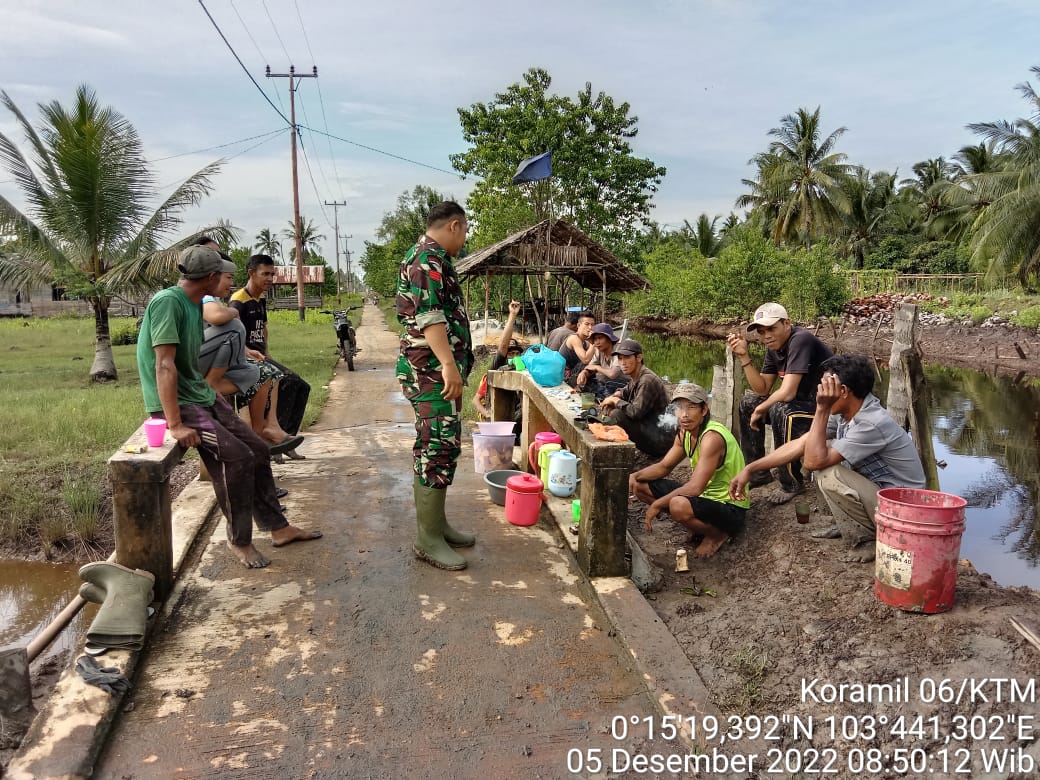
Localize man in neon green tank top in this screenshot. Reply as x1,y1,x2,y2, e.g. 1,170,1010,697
629,384,750,557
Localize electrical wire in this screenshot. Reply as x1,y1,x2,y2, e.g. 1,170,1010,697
293,0,346,201
229,0,287,116
297,133,334,230
156,128,288,191
149,128,287,162
295,89,334,196
262,0,294,64
197,0,291,127
298,124,464,179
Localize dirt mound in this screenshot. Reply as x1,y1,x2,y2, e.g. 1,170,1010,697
630,485,1040,774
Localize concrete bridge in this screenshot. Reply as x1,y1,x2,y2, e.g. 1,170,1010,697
8,305,718,779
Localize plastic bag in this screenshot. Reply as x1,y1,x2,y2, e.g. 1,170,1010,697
521,345,565,387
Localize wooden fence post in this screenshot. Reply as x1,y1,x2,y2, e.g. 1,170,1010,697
886,303,940,491
710,344,742,436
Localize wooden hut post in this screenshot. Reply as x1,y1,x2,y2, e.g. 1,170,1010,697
599,270,607,321
886,303,939,490
483,271,490,340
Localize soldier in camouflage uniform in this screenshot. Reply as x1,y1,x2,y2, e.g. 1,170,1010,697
396,201,476,570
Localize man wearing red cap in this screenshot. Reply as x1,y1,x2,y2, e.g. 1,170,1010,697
726,302,832,503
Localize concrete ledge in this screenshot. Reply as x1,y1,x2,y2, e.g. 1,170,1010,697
541,492,720,754
6,479,218,780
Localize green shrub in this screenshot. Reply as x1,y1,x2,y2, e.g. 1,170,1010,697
1012,306,1040,329
110,318,139,346
969,305,991,325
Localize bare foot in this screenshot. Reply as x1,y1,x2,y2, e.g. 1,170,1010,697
840,543,876,563
261,426,292,444
693,531,730,557
227,542,271,568
271,525,323,548
768,486,804,505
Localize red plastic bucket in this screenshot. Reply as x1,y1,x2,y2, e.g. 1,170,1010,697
505,473,544,526
874,488,967,614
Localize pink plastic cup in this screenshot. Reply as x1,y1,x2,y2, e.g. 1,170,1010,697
144,418,167,448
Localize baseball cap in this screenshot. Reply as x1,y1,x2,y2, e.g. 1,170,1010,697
614,338,643,356
178,245,236,279
590,323,618,343
672,383,709,405
747,302,789,331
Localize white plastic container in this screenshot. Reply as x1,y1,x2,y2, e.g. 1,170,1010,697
472,433,515,473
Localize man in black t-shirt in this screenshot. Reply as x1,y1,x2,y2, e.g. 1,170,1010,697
726,302,833,503
230,254,311,458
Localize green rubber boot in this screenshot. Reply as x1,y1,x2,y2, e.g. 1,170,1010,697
441,488,476,548
413,478,467,570
79,562,156,651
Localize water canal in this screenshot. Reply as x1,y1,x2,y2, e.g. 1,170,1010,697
2,334,1038,658
635,331,1040,589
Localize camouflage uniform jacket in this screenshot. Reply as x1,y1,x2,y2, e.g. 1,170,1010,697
396,235,474,398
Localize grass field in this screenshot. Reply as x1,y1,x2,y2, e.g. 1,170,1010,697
0,301,357,556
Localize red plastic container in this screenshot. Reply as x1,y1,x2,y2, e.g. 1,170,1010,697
505,473,544,526
874,487,967,614
527,431,562,472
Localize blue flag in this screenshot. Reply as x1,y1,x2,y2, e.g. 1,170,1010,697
511,151,552,184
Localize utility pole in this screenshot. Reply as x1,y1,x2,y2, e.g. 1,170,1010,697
324,200,346,304
266,64,317,321
342,234,353,294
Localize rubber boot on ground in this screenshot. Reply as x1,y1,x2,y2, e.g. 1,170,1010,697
413,478,467,570
79,562,156,651
441,490,476,548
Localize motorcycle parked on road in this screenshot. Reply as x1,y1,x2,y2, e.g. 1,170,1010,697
321,306,361,371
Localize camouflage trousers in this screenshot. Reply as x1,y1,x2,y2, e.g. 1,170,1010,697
401,379,462,489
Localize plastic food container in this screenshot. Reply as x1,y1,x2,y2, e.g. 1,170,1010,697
472,433,515,473
505,473,544,526
476,421,515,436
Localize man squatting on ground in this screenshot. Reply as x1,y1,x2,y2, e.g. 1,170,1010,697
230,253,311,458
598,339,674,458
136,245,321,569
726,302,833,504
729,354,926,563
396,201,477,571
629,384,749,557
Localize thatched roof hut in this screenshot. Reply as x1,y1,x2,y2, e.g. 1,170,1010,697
455,220,649,336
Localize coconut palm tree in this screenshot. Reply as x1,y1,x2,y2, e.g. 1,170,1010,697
282,217,326,262
963,65,1040,286
928,143,1003,243
839,167,897,268
254,227,281,259
899,157,959,226
0,85,234,381
682,213,723,257
757,107,851,248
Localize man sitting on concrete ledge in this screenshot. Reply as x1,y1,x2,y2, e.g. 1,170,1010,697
136,245,322,569
729,354,926,563
629,384,749,557
598,339,674,458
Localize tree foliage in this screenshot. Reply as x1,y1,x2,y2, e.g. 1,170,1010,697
451,68,666,256
0,85,233,381
360,185,448,297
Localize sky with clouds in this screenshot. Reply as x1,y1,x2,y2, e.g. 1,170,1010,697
1,0,1038,273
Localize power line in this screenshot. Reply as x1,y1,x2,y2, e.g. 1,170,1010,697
262,0,294,64
149,128,287,162
298,134,333,230
197,0,291,127
155,128,288,191
293,0,346,201
229,0,287,116
295,88,334,196
298,124,464,179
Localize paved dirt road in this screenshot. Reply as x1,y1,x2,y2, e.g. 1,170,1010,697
94,304,665,779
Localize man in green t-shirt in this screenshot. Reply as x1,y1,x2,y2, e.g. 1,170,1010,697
137,245,322,569
629,384,750,558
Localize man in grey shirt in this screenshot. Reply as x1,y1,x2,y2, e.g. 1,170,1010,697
730,354,925,563
545,310,585,351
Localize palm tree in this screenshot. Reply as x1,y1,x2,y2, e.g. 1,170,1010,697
899,157,960,232
0,85,234,381
839,167,897,268
963,65,1040,286
682,213,723,257
753,107,851,248
254,227,281,259
929,142,1004,243
282,217,326,262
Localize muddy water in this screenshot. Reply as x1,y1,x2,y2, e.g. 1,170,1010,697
636,332,1040,588
0,560,93,660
